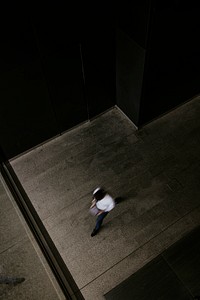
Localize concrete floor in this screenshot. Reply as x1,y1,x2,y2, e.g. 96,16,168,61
10,95,200,299
0,175,64,300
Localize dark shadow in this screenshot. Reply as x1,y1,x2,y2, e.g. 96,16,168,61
115,196,127,204
0,276,25,285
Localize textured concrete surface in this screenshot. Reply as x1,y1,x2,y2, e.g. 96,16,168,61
105,225,200,299
0,175,65,300
10,95,200,299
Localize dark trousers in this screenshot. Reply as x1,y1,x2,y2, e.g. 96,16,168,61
95,212,109,231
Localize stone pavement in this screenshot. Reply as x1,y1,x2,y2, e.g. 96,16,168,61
0,175,64,300
10,95,200,299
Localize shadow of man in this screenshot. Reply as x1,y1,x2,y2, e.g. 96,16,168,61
115,196,126,204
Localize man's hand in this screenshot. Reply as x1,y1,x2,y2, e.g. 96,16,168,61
90,198,96,208
97,210,104,215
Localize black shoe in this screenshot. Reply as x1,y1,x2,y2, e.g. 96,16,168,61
91,229,98,237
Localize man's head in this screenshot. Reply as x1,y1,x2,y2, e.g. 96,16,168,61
93,187,106,201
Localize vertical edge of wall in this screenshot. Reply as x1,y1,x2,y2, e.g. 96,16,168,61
115,105,138,130
139,1,200,126
116,28,146,127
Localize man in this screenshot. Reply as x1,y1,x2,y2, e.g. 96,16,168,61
90,187,115,237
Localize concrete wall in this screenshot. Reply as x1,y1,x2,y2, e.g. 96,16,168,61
116,0,200,127
139,0,200,125
116,29,146,125
0,3,115,159
1,1,200,159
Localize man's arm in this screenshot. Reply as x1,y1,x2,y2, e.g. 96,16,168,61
97,210,104,215
90,198,96,208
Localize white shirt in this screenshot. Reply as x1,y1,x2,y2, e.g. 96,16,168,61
96,194,115,212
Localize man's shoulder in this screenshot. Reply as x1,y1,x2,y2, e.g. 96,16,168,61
104,194,114,202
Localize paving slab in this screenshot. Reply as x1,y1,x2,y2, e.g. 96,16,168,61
0,176,65,300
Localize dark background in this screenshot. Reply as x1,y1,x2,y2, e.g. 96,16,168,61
139,0,200,125
0,1,200,159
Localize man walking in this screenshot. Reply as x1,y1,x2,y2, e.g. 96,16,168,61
90,187,115,237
